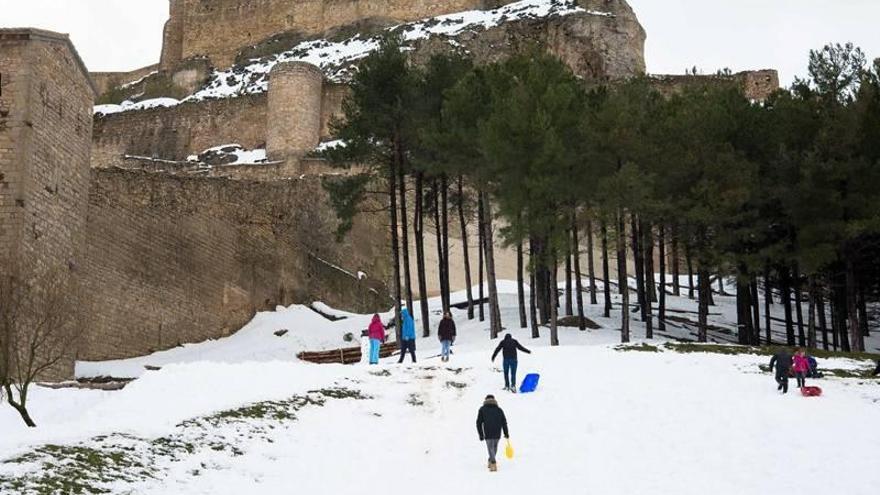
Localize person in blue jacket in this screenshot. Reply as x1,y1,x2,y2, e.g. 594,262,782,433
397,308,417,363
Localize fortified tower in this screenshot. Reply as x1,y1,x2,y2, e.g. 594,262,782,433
267,62,325,164
0,28,96,379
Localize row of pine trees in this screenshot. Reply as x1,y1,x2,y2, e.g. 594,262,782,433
322,37,880,353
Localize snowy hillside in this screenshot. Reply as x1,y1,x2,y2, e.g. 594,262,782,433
1,281,879,494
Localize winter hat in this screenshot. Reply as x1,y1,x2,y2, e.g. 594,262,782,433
485,394,495,400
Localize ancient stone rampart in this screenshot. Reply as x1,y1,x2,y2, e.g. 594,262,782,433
160,0,514,69
651,70,780,102
0,29,96,380
80,168,390,361
90,64,160,98
92,94,270,166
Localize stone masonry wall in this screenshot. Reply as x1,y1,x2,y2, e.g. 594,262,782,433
164,0,512,69
0,29,95,380
80,168,390,361
92,94,269,166
90,64,159,98
267,61,324,162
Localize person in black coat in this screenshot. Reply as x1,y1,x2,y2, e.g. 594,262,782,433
769,349,793,394
438,311,456,362
874,360,880,376
492,334,531,393
476,394,509,471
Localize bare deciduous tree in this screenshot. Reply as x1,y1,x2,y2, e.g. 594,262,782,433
0,269,82,427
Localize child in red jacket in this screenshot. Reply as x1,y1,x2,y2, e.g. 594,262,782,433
792,348,809,389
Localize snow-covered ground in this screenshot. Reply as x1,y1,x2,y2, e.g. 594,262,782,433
1,280,878,494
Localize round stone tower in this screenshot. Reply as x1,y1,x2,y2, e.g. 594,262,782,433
267,61,324,162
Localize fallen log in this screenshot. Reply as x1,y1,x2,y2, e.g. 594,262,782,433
297,341,398,365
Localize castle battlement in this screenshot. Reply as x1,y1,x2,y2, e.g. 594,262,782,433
160,0,516,70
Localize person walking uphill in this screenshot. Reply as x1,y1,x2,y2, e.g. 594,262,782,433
769,348,793,394
438,311,456,362
491,334,531,393
792,348,809,389
476,394,509,472
367,314,385,365
397,308,417,363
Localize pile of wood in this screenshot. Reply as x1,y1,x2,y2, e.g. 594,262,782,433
297,341,398,364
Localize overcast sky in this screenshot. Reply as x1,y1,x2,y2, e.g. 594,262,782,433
1,0,877,85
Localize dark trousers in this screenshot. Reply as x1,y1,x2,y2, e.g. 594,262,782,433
398,339,416,363
775,369,789,393
503,358,518,389
795,371,806,388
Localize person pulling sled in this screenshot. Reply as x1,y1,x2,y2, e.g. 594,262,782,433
491,334,531,393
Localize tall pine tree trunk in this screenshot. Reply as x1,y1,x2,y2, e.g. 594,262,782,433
388,160,403,341
529,241,540,339
414,173,430,337
456,176,474,320
658,224,667,332
686,246,695,300
781,267,795,346
565,230,573,317
550,252,560,347
432,182,447,314
441,175,451,312
857,284,870,338
807,275,817,349
481,191,501,339
572,215,586,331
671,224,681,296
793,263,805,347
817,289,829,351
764,264,773,345
631,216,649,333
517,240,527,328
617,210,630,343
601,220,612,318
830,284,840,351
398,166,414,316
698,263,710,343
735,266,753,345
645,224,657,303
477,194,485,322
586,219,598,305
532,235,551,324
845,258,863,352
750,277,761,345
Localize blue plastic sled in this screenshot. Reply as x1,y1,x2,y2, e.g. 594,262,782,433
519,373,540,393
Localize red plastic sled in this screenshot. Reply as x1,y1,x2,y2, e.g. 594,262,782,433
801,386,822,397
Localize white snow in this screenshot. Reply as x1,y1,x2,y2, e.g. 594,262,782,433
94,97,182,116
93,0,599,116
186,144,269,165
2,280,878,494
315,139,347,152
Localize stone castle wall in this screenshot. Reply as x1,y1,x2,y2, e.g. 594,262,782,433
0,29,96,380
651,70,780,101
92,94,270,166
90,64,159,98
161,0,512,69
80,168,390,361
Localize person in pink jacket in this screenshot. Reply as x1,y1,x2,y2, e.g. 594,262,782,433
792,348,809,389
367,314,385,365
